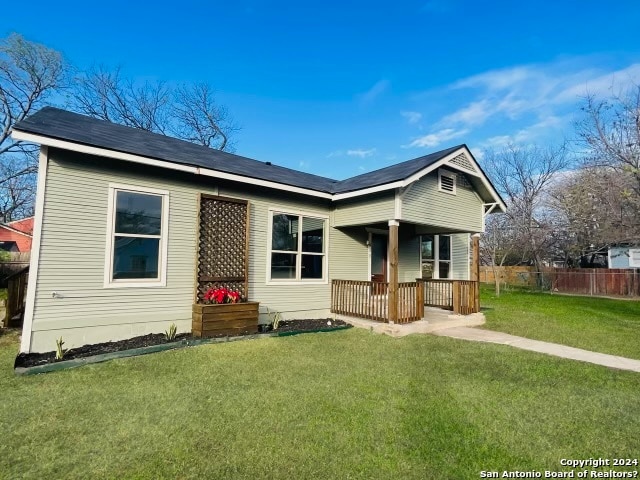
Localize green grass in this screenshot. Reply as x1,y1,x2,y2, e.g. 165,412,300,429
480,285,640,360
1,328,639,479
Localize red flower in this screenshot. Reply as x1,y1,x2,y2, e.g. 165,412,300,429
203,287,242,304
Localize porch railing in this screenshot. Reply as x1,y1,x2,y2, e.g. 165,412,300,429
423,279,479,314
331,279,424,324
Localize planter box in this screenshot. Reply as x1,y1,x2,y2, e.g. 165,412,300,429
192,302,259,337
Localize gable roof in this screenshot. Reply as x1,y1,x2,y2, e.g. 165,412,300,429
12,107,505,209
8,217,34,235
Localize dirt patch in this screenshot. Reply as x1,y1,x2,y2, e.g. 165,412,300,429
14,318,349,369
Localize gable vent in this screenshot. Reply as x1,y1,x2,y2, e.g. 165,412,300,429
438,170,456,194
448,153,477,174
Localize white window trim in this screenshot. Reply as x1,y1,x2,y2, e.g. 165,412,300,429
266,207,329,285
420,234,452,280
438,169,457,195
104,183,169,288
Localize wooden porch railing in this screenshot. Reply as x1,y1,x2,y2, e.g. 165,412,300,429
423,279,479,314
331,279,424,324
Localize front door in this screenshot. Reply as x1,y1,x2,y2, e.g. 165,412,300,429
370,234,387,294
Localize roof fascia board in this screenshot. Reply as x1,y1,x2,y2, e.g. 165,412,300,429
12,131,504,208
11,130,333,200
0,224,32,237
332,181,404,201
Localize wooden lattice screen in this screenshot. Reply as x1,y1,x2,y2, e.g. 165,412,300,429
195,194,250,303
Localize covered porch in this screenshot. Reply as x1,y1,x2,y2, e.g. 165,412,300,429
330,220,481,324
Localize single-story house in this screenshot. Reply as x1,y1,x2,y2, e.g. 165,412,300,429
0,218,33,252
12,107,505,353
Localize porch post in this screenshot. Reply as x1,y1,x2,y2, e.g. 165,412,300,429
471,233,481,312
388,220,399,323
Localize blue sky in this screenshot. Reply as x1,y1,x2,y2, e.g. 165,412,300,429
3,1,640,180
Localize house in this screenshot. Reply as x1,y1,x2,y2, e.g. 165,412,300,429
11,107,505,353
0,219,33,252
608,244,640,269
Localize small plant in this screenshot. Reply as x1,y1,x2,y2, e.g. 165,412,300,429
165,323,177,341
55,336,67,361
266,307,282,330
203,287,242,304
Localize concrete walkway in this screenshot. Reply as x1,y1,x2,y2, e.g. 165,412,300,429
433,327,640,373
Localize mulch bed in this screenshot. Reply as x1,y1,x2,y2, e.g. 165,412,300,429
14,318,348,369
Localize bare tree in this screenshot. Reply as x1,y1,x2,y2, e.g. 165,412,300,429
71,66,237,151
0,33,67,221
481,144,571,277
549,166,639,265
577,86,640,196
480,213,519,296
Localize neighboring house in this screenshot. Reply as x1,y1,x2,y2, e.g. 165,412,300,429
608,244,640,269
11,107,505,353
0,221,33,252
8,217,34,235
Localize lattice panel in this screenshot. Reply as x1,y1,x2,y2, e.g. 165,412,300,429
196,195,248,302
448,153,477,173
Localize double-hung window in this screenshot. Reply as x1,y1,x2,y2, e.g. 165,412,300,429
421,234,451,279
268,210,326,282
105,184,169,287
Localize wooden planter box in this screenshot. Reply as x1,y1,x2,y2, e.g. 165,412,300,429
192,302,259,337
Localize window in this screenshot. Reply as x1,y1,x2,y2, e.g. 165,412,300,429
268,210,326,282
421,234,451,279
438,169,457,194
105,185,169,287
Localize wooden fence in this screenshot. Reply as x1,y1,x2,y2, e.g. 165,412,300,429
549,268,640,297
3,266,29,328
0,252,31,288
331,279,424,323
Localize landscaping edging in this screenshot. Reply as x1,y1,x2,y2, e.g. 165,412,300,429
14,324,352,376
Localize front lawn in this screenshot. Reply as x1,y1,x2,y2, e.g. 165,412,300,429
480,285,640,360
1,328,639,479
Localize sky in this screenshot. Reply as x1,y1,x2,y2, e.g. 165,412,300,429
3,1,640,180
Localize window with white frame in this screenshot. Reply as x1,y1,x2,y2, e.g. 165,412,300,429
421,234,451,279
269,211,326,282
438,169,457,194
105,185,168,287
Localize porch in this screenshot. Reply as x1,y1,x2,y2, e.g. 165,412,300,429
330,278,480,324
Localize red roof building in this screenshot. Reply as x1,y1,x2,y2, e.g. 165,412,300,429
0,217,34,252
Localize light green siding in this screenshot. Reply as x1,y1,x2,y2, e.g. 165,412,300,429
402,171,483,232
218,184,333,322
333,192,395,227
398,228,420,282
329,227,369,281
451,233,470,280
29,150,335,352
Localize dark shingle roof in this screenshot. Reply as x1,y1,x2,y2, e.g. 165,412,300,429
13,107,464,195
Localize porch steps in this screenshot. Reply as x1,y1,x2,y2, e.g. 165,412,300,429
338,307,485,338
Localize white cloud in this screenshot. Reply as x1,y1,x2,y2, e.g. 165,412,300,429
347,148,377,158
401,111,423,124
405,59,640,151
479,115,566,150
403,128,468,148
326,150,344,158
358,80,390,104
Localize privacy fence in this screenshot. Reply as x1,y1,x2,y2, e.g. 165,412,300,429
480,266,640,298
